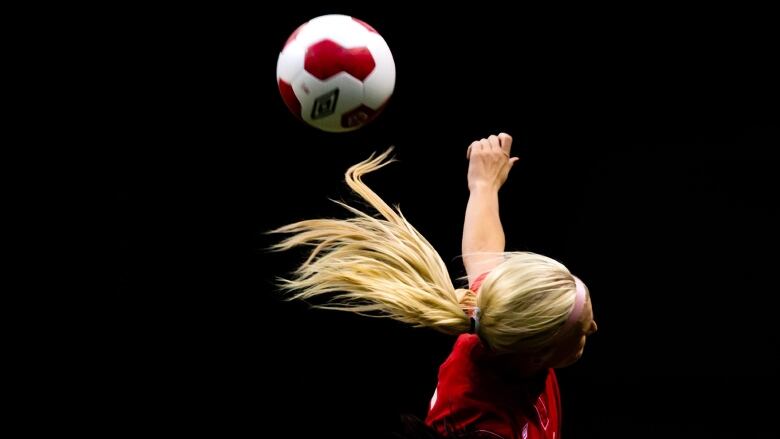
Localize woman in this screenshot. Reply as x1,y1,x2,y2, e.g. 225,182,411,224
270,133,598,439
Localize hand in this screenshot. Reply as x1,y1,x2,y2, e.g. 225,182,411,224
466,133,519,192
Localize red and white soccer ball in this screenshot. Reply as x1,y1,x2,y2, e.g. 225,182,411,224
276,14,396,132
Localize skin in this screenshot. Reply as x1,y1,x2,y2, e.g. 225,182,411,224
546,292,599,368
461,132,599,376
462,133,519,286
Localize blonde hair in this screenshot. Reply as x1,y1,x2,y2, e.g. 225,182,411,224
475,253,579,354
269,148,580,354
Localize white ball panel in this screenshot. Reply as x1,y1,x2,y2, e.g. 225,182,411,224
362,34,396,108
292,71,365,132
276,39,307,82
294,14,375,49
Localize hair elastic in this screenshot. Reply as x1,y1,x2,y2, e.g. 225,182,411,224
469,306,481,334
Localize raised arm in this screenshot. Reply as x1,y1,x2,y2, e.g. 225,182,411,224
462,133,519,286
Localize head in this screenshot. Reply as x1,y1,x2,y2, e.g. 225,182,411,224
270,151,597,374
474,252,598,372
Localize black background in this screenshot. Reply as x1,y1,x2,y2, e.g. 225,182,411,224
115,4,778,438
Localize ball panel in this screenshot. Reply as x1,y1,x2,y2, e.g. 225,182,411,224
296,14,378,49
341,104,381,129
278,79,302,119
276,39,306,82
351,17,378,33
293,71,365,132
283,22,306,48
304,39,376,81
362,34,396,108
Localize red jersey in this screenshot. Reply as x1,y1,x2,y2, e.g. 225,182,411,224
425,273,563,439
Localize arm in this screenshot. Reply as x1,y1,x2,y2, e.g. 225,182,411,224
462,133,519,286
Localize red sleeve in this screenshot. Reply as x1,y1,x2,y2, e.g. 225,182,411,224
470,272,490,293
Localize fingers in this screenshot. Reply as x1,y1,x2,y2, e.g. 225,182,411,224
480,138,493,154
466,141,481,159
498,133,512,155
466,133,514,159
487,135,502,154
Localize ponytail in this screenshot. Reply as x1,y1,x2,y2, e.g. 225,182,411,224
269,148,472,334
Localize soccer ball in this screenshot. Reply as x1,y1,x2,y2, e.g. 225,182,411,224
276,14,396,132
